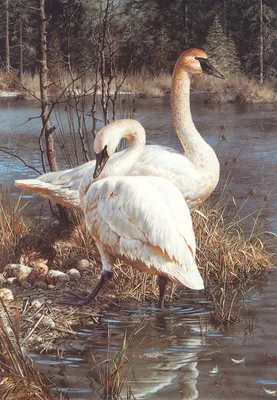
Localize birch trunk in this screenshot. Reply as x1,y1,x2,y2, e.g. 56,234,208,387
5,0,10,72
260,0,264,84
39,0,57,171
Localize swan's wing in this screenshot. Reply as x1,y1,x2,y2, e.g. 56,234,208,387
84,176,203,290
14,161,96,209
14,152,121,208
14,179,81,210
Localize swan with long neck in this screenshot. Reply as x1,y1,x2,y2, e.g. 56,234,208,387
62,119,204,307
15,48,224,211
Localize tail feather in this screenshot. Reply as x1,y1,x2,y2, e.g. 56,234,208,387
15,179,81,210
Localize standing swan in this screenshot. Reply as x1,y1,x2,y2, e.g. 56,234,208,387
63,119,204,307
15,48,224,211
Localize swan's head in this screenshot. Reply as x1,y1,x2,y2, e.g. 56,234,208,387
176,48,225,79
93,123,120,178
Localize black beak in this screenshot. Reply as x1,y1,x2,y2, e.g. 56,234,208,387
93,145,109,179
195,57,225,79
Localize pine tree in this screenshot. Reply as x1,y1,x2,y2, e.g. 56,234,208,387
204,15,241,76
244,0,277,82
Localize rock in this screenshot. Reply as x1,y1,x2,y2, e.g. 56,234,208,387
3,264,32,282
0,288,14,301
39,316,55,329
33,281,48,290
31,299,43,309
73,257,90,272
6,277,18,285
21,281,32,290
46,270,70,285
27,263,49,284
0,273,6,288
67,268,81,281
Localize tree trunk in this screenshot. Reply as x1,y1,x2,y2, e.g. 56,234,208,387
184,3,189,48
19,19,23,81
223,0,227,35
5,0,10,72
260,0,264,84
39,0,57,172
39,0,69,225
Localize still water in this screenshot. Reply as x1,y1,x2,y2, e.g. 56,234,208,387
0,96,277,399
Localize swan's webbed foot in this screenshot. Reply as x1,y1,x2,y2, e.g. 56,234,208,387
59,270,114,306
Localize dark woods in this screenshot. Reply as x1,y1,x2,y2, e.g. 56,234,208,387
0,0,276,82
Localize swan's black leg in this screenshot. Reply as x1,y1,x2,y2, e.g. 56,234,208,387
59,270,114,306
157,276,169,308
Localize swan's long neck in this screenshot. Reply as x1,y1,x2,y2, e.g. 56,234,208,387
171,66,217,168
101,121,146,178
80,120,145,197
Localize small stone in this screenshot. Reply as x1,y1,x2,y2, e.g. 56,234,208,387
33,281,48,290
3,264,32,282
67,268,81,281
6,277,18,285
0,273,6,288
31,300,43,309
46,270,70,285
48,285,55,290
39,316,55,329
74,258,90,272
0,288,14,301
21,281,32,290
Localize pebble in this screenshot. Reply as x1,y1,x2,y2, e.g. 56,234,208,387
74,258,90,271
6,277,18,285
3,264,32,282
39,316,55,329
31,299,43,309
46,270,70,285
0,288,14,301
0,273,6,288
67,268,81,281
21,281,32,290
33,281,48,290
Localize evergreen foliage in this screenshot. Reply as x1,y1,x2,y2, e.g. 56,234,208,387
205,15,241,76
0,0,276,82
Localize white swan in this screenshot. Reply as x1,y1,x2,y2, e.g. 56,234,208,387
63,119,204,307
15,48,224,211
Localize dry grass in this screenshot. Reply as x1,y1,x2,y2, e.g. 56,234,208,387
88,324,147,399
1,68,276,104
0,188,34,268
192,74,277,103
0,301,67,399
122,71,171,98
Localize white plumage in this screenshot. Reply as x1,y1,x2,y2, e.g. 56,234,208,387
62,119,203,307
15,48,224,212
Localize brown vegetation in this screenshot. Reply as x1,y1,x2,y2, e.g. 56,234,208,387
0,301,67,399
1,70,276,104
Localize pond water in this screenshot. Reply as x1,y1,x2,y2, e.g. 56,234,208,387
0,96,277,399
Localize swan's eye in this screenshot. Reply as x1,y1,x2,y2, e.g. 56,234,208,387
195,57,211,72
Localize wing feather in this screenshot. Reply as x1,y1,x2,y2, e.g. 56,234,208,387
83,176,203,289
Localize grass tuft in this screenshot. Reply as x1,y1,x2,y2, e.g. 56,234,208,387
0,301,66,399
